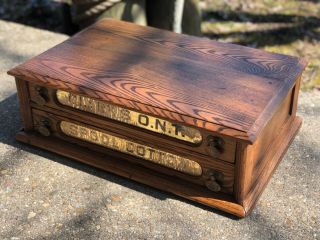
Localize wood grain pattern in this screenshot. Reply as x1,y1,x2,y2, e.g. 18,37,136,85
250,85,293,181
8,19,307,142
10,68,254,142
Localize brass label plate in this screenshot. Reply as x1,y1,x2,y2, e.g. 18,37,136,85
56,90,202,144
60,121,202,176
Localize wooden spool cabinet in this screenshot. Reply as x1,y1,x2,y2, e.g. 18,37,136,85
8,19,307,217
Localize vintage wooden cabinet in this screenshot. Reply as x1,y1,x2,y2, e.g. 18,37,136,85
8,19,306,217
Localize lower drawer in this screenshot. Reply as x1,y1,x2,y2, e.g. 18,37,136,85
31,108,235,194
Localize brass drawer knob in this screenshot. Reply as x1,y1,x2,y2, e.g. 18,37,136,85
205,177,221,192
204,169,223,192
207,136,225,155
37,119,51,137
34,86,48,106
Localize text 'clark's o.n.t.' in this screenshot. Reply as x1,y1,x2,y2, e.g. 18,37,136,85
8,18,307,217
56,90,203,144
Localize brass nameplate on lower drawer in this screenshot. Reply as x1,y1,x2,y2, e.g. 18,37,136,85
56,90,202,144
60,121,202,176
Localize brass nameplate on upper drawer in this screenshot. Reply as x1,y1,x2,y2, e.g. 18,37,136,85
60,121,202,176
56,90,202,144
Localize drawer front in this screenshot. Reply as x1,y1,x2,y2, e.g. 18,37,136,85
31,108,235,194
28,83,236,163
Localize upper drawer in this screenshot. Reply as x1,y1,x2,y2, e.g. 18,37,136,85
28,83,236,163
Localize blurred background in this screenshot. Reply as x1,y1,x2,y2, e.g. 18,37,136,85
1,0,319,91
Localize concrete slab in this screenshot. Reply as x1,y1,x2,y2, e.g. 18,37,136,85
0,20,319,240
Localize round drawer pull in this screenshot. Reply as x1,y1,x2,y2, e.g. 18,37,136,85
207,136,225,155
37,119,51,137
34,86,48,105
204,169,224,192
205,177,221,192
203,169,223,192
38,125,51,137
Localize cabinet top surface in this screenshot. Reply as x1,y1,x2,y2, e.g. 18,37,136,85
8,19,306,142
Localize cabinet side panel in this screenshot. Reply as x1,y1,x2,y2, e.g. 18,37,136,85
15,78,33,131
249,86,294,181
243,80,301,213
234,83,298,210
243,116,302,214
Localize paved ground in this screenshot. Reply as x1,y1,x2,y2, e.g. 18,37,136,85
0,20,319,240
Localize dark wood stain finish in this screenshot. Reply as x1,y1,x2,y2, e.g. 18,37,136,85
8,19,306,217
